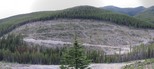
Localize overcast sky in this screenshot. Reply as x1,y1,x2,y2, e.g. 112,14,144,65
0,0,154,19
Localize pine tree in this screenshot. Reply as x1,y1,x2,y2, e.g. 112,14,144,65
60,38,91,69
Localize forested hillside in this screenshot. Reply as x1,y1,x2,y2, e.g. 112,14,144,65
1,34,154,65
135,6,154,23
0,6,154,68
102,6,145,16
0,6,154,37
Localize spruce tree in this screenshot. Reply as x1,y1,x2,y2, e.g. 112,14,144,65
60,38,91,69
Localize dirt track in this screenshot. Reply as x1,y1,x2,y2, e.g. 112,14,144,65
0,62,133,69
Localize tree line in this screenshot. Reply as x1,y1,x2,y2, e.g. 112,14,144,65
0,6,154,37
0,34,104,64
0,34,154,65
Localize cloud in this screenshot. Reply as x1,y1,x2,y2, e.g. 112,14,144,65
0,0,35,19
32,0,103,11
32,0,144,11
141,0,154,7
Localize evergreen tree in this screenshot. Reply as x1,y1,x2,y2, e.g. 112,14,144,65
60,38,91,69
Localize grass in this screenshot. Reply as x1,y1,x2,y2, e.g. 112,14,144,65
0,61,17,69
123,58,154,69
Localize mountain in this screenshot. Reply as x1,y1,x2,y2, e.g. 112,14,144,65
0,5,154,66
102,6,145,16
0,6,153,38
135,6,154,23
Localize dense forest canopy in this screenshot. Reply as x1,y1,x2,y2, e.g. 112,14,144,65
135,6,154,23
1,34,154,65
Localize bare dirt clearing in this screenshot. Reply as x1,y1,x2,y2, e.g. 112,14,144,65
11,19,154,54
24,38,130,55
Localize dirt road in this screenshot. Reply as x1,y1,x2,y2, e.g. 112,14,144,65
0,63,131,69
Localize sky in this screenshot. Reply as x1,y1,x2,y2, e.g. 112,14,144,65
0,0,154,19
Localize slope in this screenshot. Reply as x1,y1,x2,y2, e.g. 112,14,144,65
135,6,154,24
123,58,154,69
11,19,154,55
0,5,153,37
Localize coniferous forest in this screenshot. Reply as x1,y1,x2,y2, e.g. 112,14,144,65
0,6,154,69
0,34,154,65
0,6,154,37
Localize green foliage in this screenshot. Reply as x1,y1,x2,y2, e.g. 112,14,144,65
0,6,154,37
0,34,102,65
135,6,154,23
60,38,91,69
1,34,154,65
0,34,62,64
123,58,154,69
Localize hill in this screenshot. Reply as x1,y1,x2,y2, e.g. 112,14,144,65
135,6,154,23
0,6,154,67
0,6,153,37
102,6,145,16
11,19,154,55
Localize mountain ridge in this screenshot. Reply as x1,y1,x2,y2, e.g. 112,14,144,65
102,5,145,16
135,6,154,23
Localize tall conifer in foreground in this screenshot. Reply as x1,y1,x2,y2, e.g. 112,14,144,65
60,38,91,69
